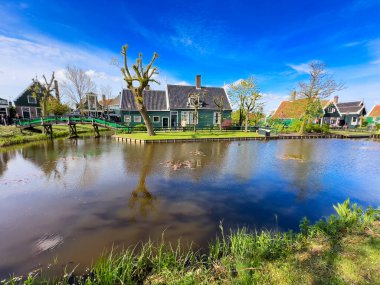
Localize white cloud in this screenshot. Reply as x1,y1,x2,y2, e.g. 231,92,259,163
287,63,311,74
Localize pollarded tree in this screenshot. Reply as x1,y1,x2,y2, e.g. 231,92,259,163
121,45,159,136
297,61,344,134
188,90,206,132
30,72,55,117
213,95,225,131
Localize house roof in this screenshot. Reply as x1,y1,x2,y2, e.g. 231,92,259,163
271,99,329,119
335,101,366,115
99,95,121,107
120,89,168,111
367,105,380,117
167,84,232,110
14,82,43,104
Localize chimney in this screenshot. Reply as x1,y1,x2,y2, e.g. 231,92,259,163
54,80,60,102
333,96,339,104
290,90,296,101
196,75,201,89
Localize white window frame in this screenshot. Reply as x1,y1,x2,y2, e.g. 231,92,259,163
181,111,197,125
21,107,31,118
352,116,358,125
213,112,221,124
134,115,141,123
330,118,335,125
162,117,169,128
124,115,131,123
153,116,160,123
27,96,37,104
170,111,178,127
35,107,42,117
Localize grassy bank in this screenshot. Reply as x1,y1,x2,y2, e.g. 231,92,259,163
116,131,263,140
0,125,108,148
3,200,380,284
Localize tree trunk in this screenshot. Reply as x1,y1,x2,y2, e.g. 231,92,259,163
137,104,155,136
299,114,306,134
244,112,249,132
239,108,244,127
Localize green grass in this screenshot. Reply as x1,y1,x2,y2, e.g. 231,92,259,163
0,125,108,148
329,130,373,137
116,131,264,140
3,200,380,285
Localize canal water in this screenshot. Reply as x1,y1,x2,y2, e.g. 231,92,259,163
0,136,379,277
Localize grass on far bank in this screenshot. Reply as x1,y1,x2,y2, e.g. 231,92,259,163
4,199,380,285
116,130,264,140
0,125,108,148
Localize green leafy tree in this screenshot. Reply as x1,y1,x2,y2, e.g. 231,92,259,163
120,45,159,136
297,61,344,134
228,77,264,132
46,97,70,116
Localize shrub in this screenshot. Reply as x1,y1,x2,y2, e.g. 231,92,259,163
133,124,147,131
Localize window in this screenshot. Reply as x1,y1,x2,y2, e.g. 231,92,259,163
134,115,141,123
36,107,42,117
27,96,37,104
153,116,160,123
21,107,31,118
181,111,197,125
352,117,358,124
330,118,335,125
327,107,335,113
124,115,131,123
213,112,221,124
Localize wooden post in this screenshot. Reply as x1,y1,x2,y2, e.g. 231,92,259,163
93,124,100,138
68,123,78,138
43,124,53,139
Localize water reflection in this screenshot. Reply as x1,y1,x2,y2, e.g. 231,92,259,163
0,138,380,277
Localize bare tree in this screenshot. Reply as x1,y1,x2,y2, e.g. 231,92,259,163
297,61,344,134
120,44,159,136
188,90,206,132
213,96,224,131
61,65,96,114
228,77,263,132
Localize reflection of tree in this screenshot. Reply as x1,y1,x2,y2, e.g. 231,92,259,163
0,150,16,177
278,140,321,200
128,144,157,219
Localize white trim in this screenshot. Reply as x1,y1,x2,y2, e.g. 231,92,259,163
213,111,221,124
14,83,34,102
162,116,169,128
124,115,131,123
21,106,31,118
153,116,160,123
165,84,170,110
35,107,42,117
133,115,141,123
170,111,178,127
27,96,37,104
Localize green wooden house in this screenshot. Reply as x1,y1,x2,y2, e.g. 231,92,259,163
14,82,43,118
119,75,232,128
0,97,9,117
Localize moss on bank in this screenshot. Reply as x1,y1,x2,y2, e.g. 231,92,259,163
0,125,109,148
2,200,380,285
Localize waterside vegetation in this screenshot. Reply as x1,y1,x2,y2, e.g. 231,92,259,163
0,125,108,148
3,200,380,285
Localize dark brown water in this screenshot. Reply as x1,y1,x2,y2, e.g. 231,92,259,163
0,136,380,277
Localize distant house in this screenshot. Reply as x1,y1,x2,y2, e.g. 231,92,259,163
119,75,232,128
367,105,380,124
270,98,329,125
322,96,367,128
0,97,9,117
99,94,121,114
14,82,42,118
80,92,102,117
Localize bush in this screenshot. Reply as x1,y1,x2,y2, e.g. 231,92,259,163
304,123,330,134
133,124,147,131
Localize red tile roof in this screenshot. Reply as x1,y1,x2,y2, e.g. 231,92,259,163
271,99,329,119
368,105,380,117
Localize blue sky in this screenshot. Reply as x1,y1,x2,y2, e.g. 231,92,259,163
0,0,379,112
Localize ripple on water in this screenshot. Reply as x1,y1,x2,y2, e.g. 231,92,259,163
33,234,63,254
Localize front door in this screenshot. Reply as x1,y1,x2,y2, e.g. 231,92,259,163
162,117,169,128
170,111,178,128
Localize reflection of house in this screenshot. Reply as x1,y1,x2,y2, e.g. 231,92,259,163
367,105,380,124
119,75,232,128
14,82,42,118
271,98,329,125
322,96,367,128
0,97,9,116
80,92,102,116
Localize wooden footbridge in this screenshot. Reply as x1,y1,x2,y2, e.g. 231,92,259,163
15,116,129,138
